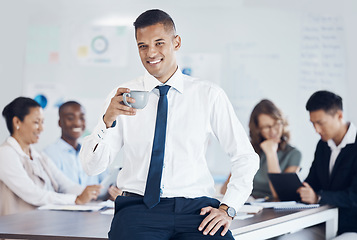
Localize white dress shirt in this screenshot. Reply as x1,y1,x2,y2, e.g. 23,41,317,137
327,123,357,174
0,137,84,215
80,68,259,211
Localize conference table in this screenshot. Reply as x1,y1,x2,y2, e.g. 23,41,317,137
0,205,338,240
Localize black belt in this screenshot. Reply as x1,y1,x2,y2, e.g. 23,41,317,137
122,191,144,198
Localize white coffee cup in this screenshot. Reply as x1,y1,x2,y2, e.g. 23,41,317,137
122,91,149,109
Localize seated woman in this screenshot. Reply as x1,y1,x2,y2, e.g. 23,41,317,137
221,99,302,200
0,97,101,216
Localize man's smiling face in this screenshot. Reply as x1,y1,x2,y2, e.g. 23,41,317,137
59,104,85,141
136,23,181,83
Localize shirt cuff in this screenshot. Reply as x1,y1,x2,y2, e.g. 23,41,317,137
221,191,245,215
93,117,111,141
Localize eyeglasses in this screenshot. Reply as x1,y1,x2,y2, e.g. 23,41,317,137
260,120,283,133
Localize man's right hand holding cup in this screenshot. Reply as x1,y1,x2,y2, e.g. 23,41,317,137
103,88,136,128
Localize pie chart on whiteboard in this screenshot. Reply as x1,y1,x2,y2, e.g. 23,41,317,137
91,36,109,54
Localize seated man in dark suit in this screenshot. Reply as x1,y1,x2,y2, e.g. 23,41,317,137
297,90,357,238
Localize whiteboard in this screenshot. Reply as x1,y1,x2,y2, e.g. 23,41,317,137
1,0,355,180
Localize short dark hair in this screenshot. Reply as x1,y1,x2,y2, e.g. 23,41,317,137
306,90,343,114
59,101,82,116
2,97,41,135
133,9,176,37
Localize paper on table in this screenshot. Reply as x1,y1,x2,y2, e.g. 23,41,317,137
234,214,254,220
237,205,263,214
38,204,104,212
101,209,115,215
98,200,115,208
250,201,297,208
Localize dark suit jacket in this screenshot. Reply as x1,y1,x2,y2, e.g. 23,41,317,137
305,134,357,234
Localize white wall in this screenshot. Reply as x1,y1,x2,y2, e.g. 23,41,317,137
1,0,356,180
0,0,27,129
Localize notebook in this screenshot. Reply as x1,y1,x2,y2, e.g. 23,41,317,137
38,204,104,212
273,203,320,210
268,173,304,201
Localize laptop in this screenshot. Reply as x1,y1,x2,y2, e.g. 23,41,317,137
268,173,303,201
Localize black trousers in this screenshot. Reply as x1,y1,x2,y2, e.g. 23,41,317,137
108,195,234,240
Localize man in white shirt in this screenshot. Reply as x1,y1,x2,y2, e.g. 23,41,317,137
297,90,357,238
80,9,259,240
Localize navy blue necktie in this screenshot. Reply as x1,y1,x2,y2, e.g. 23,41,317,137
143,85,171,209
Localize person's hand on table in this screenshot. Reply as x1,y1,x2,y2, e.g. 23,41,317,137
198,206,232,236
75,184,102,205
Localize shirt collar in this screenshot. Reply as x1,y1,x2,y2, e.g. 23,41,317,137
143,66,184,94
327,122,357,150
57,138,81,153
6,136,41,159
